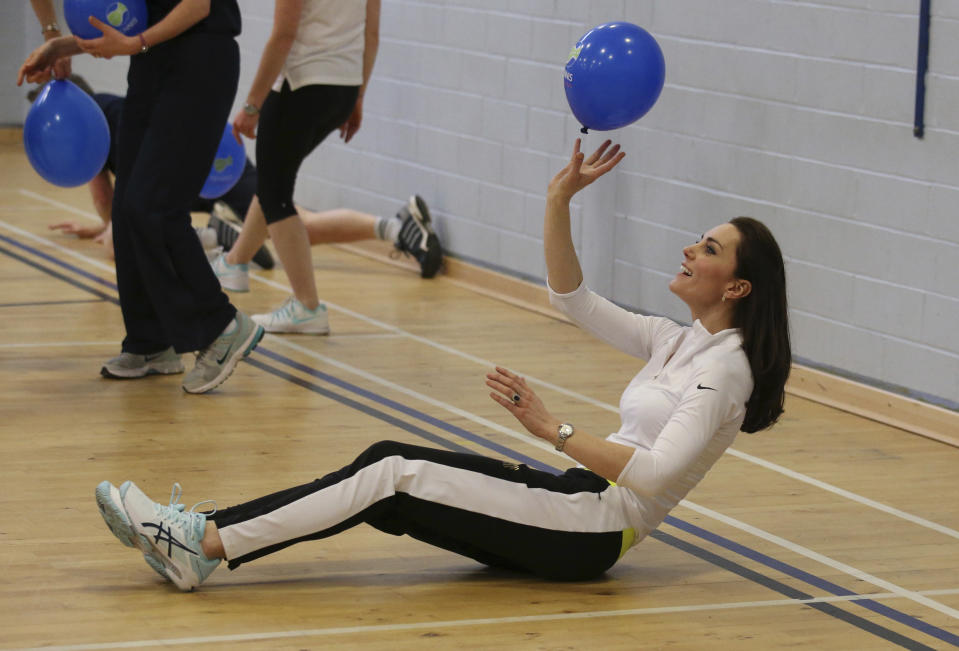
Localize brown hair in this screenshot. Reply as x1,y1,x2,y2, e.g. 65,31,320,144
729,217,791,433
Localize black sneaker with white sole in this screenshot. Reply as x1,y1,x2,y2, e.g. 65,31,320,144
394,195,442,278
207,210,275,270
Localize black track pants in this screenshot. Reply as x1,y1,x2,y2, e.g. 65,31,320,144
213,441,636,581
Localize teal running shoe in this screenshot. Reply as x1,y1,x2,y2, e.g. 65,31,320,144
95,480,220,591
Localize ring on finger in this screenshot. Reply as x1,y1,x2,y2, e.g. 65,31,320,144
511,393,521,404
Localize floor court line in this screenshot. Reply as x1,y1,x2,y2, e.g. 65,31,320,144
0,219,115,275
11,588,959,651
17,189,104,223
678,502,959,621
4,203,959,622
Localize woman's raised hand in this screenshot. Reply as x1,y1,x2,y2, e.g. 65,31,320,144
547,138,625,203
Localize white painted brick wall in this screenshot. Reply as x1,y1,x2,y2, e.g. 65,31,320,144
35,0,958,407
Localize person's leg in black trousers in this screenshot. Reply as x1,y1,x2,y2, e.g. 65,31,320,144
111,34,239,356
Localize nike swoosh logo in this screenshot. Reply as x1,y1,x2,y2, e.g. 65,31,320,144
145,352,167,362
697,384,717,391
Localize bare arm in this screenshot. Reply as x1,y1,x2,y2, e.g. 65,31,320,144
29,0,58,27
88,170,114,224
29,0,71,77
232,0,303,141
359,0,380,97
48,170,113,238
544,139,625,294
339,0,380,143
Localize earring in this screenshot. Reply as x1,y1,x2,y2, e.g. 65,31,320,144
721,294,726,303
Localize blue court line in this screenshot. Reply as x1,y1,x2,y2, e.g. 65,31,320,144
2,231,956,648
651,529,937,651
255,347,555,473
245,355,475,455
0,242,118,305
0,233,117,292
665,515,959,647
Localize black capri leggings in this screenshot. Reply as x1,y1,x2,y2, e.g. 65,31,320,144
255,81,359,225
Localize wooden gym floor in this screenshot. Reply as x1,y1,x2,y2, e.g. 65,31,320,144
1,137,958,650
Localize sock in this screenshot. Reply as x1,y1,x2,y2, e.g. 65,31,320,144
375,216,401,243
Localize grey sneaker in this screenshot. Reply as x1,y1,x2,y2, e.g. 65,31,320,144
101,347,184,379
252,295,330,335
208,207,275,270
394,195,442,278
210,251,249,292
95,480,220,591
181,312,264,394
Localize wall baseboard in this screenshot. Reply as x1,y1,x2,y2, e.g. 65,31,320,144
0,127,23,144
336,240,959,449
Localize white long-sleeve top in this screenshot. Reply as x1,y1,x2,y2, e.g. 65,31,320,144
548,281,753,540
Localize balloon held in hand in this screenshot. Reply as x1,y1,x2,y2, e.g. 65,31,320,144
24,80,110,187
564,22,665,132
64,0,148,40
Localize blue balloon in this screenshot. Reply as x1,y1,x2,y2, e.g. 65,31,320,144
64,0,147,40
23,80,110,188
564,22,666,132
199,124,246,200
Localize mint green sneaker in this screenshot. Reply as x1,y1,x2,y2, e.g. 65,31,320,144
181,312,264,394
101,347,184,379
252,295,330,335
95,480,220,591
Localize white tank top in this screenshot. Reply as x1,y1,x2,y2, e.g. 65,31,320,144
278,0,366,90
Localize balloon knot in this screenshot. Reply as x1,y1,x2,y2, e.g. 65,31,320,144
580,126,589,134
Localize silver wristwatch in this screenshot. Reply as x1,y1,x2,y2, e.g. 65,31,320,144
243,103,260,116
555,423,575,452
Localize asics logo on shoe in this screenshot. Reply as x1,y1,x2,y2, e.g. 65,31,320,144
142,521,199,557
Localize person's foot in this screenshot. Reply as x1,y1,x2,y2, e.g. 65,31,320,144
209,204,275,270
394,195,443,278
101,347,184,379
252,295,330,335
94,480,220,591
181,312,264,394
210,251,250,292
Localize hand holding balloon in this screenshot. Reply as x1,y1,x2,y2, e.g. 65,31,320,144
75,17,141,59
18,38,78,86
64,0,147,40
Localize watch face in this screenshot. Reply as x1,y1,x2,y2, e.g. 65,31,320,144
559,423,573,437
